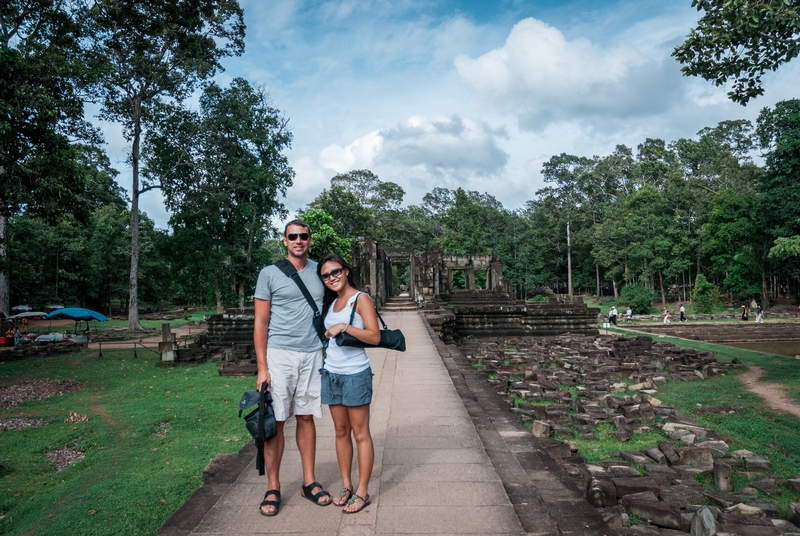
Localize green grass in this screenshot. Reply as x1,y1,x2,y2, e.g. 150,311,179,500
0,348,252,535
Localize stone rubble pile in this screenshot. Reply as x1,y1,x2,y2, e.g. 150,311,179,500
459,334,800,536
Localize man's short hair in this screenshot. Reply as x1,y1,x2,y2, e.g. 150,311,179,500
284,219,311,236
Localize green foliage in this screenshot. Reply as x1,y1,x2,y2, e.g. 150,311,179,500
619,284,655,314
0,349,251,536
770,236,800,259
300,208,354,262
673,0,800,104
692,273,722,313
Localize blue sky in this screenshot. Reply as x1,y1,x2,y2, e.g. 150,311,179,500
99,0,800,228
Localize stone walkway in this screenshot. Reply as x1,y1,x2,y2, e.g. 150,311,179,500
160,312,609,536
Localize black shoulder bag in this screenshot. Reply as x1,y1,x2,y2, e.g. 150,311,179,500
239,382,277,476
335,292,406,352
273,259,327,348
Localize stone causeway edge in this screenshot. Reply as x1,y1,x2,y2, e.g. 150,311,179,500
419,314,614,536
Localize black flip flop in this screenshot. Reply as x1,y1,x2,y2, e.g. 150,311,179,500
301,481,331,506
343,493,370,514
260,489,281,516
334,487,352,507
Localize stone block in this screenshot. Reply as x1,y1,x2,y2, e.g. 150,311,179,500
658,441,680,465
714,462,733,492
545,442,572,460
620,490,659,506
744,499,780,518
788,502,800,527
645,447,666,464
587,477,617,507
750,479,782,495
531,420,551,438
625,500,682,529
620,451,651,466
703,490,744,508
787,478,800,493
612,476,660,498
689,506,717,536
675,447,714,467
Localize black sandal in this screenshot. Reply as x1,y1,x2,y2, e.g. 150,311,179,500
260,489,280,516
343,493,370,514
301,481,331,506
334,487,352,507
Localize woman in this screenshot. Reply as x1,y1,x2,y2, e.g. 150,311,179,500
316,253,381,514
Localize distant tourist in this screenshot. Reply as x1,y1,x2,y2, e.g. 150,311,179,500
662,306,671,324
317,253,381,514
756,304,764,323
14,327,21,346
608,306,618,326
679,304,686,323
625,307,633,323
741,305,748,321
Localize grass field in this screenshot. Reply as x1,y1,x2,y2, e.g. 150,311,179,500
19,310,217,336
0,348,252,536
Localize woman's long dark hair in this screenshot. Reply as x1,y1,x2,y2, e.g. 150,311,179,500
317,253,358,318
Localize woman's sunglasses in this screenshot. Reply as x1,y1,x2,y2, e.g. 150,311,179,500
286,233,310,241
320,267,344,281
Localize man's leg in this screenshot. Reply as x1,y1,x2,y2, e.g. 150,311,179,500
260,420,286,515
296,415,331,504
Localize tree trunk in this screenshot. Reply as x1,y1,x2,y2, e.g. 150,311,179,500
127,98,144,331
566,220,573,298
761,271,770,309
0,214,8,316
658,269,665,305
612,280,618,299
215,272,224,314
595,264,600,297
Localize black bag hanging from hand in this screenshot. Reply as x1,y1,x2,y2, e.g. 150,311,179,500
239,382,277,476
335,293,406,352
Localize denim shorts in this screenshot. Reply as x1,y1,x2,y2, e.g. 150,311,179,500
320,366,373,406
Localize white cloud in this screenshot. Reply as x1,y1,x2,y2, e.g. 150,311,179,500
455,17,682,130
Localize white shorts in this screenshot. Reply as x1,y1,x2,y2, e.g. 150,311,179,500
267,347,324,421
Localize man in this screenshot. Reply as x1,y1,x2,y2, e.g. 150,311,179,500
253,220,331,516
679,304,686,323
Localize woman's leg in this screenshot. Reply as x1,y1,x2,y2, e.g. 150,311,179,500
329,404,354,506
345,404,373,512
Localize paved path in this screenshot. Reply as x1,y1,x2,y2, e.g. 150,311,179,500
161,312,608,536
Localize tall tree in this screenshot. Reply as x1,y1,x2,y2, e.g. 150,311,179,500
85,0,244,328
143,79,293,312
673,0,800,104
0,0,95,315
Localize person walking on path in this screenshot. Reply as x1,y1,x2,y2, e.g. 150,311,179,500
662,306,671,324
625,307,633,323
608,306,618,326
14,327,21,346
679,304,686,323
756,304,765,323
316,253,381,514
741,305,749,321
253,220,332,516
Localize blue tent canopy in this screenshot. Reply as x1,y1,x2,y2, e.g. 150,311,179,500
46,308,108,322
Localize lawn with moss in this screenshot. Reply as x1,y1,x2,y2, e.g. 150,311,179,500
0,348,252,535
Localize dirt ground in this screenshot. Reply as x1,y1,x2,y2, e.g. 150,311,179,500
738,366,800,419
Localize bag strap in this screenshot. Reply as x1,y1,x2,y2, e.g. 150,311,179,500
346,291,389,331
256,382,267,475
273,259,326,343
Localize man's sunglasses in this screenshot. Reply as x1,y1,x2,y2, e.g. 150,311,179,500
320,267,344,281
286,233,310,241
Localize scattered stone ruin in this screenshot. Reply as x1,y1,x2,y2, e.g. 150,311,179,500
459,334,800,535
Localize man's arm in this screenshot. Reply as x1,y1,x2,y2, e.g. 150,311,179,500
254,298,271,390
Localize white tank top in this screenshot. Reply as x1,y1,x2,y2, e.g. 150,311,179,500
323,292,370,374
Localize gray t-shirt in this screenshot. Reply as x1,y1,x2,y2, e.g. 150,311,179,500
254,260,325,352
